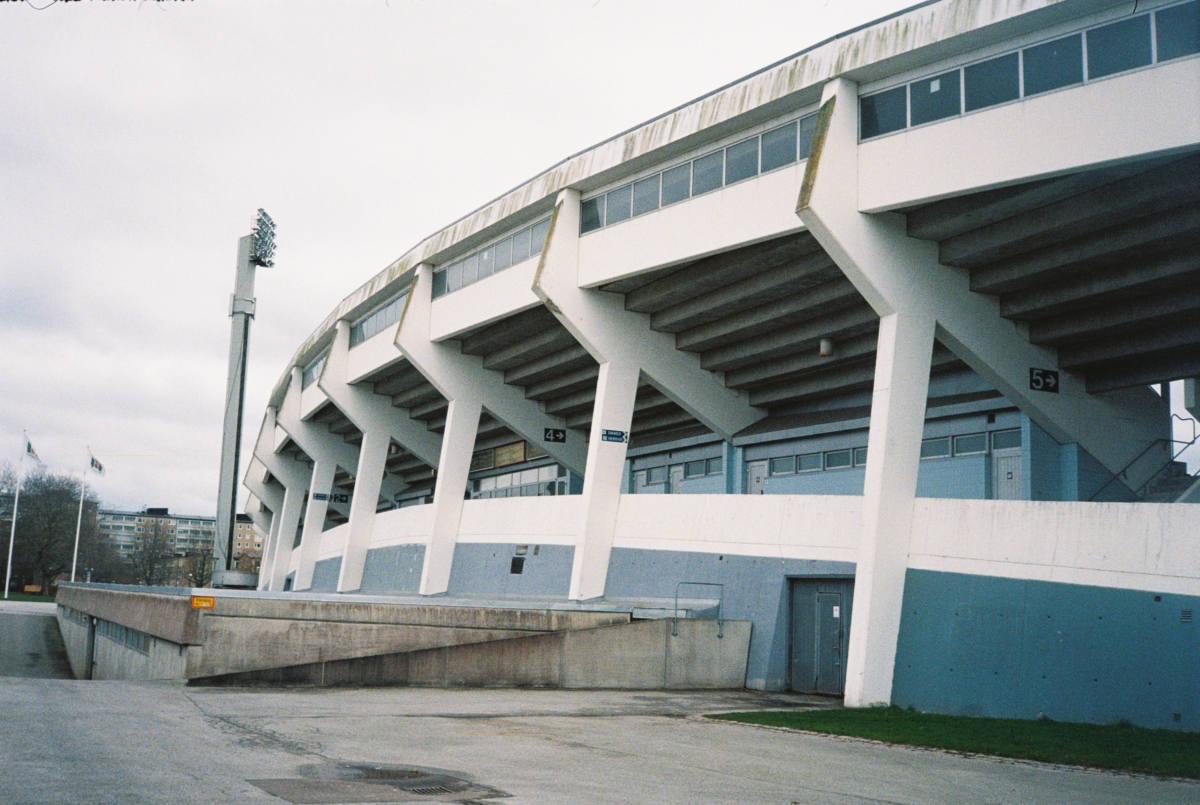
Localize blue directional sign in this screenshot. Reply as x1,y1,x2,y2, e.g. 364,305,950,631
312,493,329,501
601,429,629,443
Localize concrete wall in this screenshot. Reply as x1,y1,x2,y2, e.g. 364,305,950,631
57,609,188,681
446,543,575,598
191,618,751,690
893,569,1200,731
359,543,425,593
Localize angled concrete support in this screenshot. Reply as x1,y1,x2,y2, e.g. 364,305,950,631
277,369,361,591
534,189,764,600
247,408,309,592
319,319,443,592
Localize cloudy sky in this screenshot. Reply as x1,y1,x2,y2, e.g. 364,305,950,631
1,0,1195,516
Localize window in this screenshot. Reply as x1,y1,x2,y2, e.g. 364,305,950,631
769,456,795,475
724,137,760,184
581,196,605,233
909,70,961,125
494,442,526,467
853,447,868,467
632,175,661,216
692,151,724,195
860,85,907,139
661,163,691,206
350,292,407,348
647,466,667,484
1157,1,1200,61
991,429,1021,451
301,353,327,390
920,437,952,459
797,453,822,473
760,121,798,172
606,184,632,224
684,460,707,478
432,218,550,298
470,449,495,472
964,53,1021,112
706,456,723,475
1087,15,1152,79
825,449,852,470
1023,34,1083,96
954,433,988,455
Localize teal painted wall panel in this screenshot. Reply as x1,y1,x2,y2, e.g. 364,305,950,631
893,570,1200,730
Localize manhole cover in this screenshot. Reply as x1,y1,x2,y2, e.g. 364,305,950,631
248,762,509,804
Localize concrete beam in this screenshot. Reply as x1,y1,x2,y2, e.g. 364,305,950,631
1059,321,1200,371
1086,351,1200,394
679,289,870,354
725,331,879,389
247,409,309,592
698,305,879,371
1030,287,1200,347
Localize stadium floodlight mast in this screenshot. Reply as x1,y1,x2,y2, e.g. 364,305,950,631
212,209,275,588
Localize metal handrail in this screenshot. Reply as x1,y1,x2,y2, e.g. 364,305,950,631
673,581,724,638
1088,429,1200,502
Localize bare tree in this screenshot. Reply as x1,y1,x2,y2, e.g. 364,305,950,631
177,548,213,588
6,468,98,595
127,517,176,587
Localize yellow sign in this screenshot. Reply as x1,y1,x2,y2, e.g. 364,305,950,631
191,595,215,610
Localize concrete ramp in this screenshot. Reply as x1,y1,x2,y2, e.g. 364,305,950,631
189,617,751,689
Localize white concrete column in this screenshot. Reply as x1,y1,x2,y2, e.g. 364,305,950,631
420,395,482,595
843,311,935,706
247,408,310,591
294,458,337,590
568,359,640,600
534,189,765,600
319,319,443,592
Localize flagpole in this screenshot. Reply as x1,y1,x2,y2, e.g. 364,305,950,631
71,469,85,584
4,454,22,601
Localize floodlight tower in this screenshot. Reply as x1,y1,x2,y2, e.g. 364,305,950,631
212,209,275,588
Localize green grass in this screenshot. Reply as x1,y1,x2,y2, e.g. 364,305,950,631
711,707,1200,779
3,592,56,603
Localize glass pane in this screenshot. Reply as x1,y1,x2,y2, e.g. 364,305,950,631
580,197,605,233
798,114,817,159
494,237,512,271
462,253,479,286
920,437,951,459
825,450,852,469
706,456,723,474
860,85,907,139
511,227,531,262
769,456,795,475
520,468,539,485
1023,34,1083,96
692,151,724,195
661,163,691,205
632,175,661,216
647,466,667,484
964,53,1020,112
1087,15,1151,79
853,447,868,467
954,433,988,455
495,472,512,488
684,460,706,478
909,69,961,125
480,476,496,491
446,262,463,292
538,465,557,482
725,137,760,184
760,121,797,172
530,219,550,254
991,429,1021,450
1157,1,1200,61
797,453,822,472
606,185,632,224
478,247,495,279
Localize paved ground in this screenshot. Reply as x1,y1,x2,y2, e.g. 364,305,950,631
1,677,1196,805
0,601,72,679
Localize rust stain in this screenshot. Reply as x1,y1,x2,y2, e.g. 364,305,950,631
799,95,837,213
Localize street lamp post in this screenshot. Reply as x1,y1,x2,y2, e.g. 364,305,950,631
212,210,274,588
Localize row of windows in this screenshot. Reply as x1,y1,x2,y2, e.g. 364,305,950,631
470,440,547,473
432,218,551,299
301,352,327,390
471,465,569,499
921,429,1021,459
59,605,88,626
581,114,817,234
96,618,151,655
350,292,407,348
768,447,866,476
861,1,1200,139
639,456,725,484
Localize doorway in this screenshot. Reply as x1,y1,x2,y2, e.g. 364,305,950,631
746,460,768,494
790,578,854,695
992,450,1022,499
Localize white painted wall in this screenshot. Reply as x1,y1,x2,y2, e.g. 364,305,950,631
428,257,542,342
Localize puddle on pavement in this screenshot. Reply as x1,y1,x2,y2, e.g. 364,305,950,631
248,762,509,803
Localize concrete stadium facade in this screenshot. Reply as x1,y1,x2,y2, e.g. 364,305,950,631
245,0,1200,728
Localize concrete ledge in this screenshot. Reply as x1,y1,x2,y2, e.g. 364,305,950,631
189,618,752,690
56,586,201,645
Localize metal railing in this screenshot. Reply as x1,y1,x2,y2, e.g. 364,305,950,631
672,581,724,639
1088,416,1199,502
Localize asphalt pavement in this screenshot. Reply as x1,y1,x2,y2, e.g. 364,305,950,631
0,600,72,680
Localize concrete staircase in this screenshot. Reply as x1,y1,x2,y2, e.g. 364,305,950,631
1142,461,1200,503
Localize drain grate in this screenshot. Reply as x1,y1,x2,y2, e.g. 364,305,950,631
410,785,455,795
248,762,509,803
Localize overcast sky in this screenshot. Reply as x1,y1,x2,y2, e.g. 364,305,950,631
1,0,1195,515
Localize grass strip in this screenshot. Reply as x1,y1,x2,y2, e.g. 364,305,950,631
710,707,1200,779
2,592,57,603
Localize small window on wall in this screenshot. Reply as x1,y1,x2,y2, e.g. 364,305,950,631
1157,1,1200,61
853,447,868,467
684,460,707,478
964,52,1020,112
954,433,988,455
647,466,667,484
580,196,606,233
909,70,961,125
797,453,822,473
769,456,795,475
991,429,1022,451
1022,34,1083,96
706,456,723,475
920,437,952,459
1087,15,1152,79
470,449,495,472
825,450,852,470
494,441,526,467
860,85,907,139
661,163,691,206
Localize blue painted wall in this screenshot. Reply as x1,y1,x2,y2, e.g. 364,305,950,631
359,544,425,594
893,569,1200,730
605,548,855,691
916,456,988,499
445,542,574,598
310,557,342,592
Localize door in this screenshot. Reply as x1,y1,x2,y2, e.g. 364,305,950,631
668,464,684,494
746,460,768,495
993,451,1022,499
790,578,854,695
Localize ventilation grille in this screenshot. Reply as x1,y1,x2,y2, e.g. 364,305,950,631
1182,609,1193,623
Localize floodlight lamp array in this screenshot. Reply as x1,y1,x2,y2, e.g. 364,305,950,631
251,208,276,267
